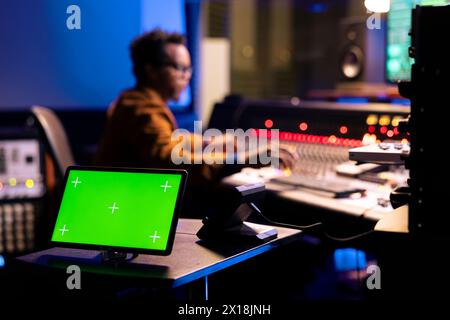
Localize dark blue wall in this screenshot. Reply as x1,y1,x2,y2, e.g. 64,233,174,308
0,0,189,110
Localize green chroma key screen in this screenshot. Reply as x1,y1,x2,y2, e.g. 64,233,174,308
51,167,185,254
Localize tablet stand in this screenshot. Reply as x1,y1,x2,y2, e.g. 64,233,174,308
197,183,278,243
100,250,138,263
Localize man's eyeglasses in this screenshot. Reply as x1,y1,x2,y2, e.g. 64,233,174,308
164,62,193,75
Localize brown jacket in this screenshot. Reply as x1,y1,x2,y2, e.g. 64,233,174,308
95,87,218,186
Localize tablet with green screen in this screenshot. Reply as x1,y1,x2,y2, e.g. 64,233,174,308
50,166,187,255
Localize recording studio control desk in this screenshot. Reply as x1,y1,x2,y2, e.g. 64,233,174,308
223,166,406,223
15,219,302,299
211,97,411,227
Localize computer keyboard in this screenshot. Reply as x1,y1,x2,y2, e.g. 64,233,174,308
270,175,366,198
0,202,37,254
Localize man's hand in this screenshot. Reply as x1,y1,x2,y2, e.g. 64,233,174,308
241,144,297,170
277,146,297,171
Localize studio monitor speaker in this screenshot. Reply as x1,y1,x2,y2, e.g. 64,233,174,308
338,16,385,84
338,17,367,82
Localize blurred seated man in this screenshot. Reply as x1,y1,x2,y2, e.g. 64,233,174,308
95,29,291,217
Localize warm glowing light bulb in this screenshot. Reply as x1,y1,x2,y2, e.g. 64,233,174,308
379,115,391,126
25,179,34,189
9,178,17,187
329,135,337,143
366,114,378,126
365,0,390,13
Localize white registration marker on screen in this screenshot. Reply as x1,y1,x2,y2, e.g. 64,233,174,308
71,177,82,188
59,224,69,236
108,202,120,214
160,181,172,192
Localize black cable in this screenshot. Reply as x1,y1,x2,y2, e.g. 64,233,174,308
322,204,379,242
101,251,138,263
323,229,375,242
249,202,323,230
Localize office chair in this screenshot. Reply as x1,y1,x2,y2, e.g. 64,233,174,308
30,106,75,180
5,106,76,251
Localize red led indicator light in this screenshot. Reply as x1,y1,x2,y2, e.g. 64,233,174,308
299,122,308,131
264,119,273,128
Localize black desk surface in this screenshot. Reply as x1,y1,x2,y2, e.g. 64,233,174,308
17,219,302,288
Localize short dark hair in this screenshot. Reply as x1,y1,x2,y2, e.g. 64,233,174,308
130,28,186,83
